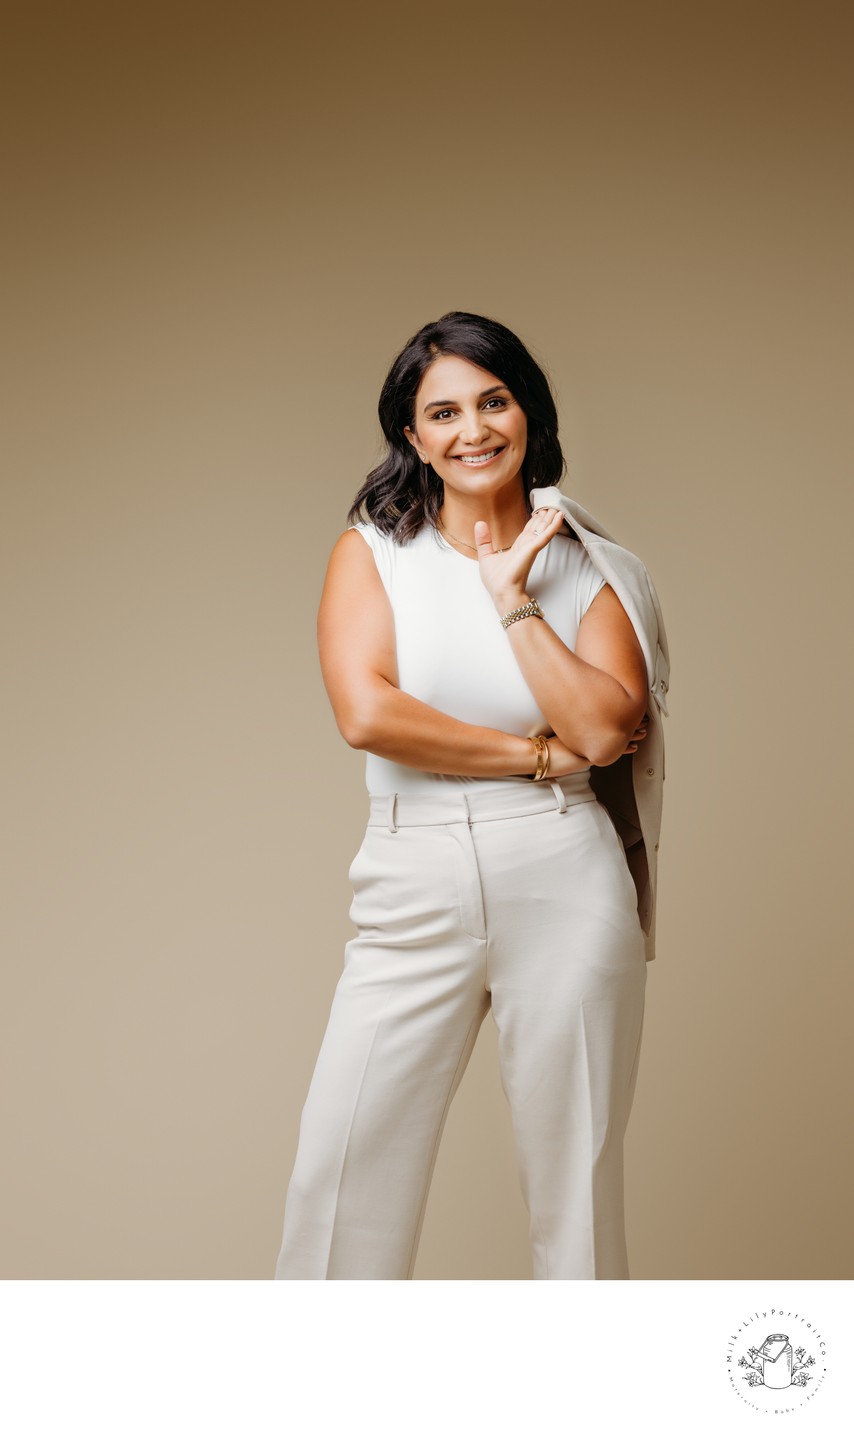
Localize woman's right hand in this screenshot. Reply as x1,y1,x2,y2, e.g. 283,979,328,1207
537,734,594,776
624,714,649,754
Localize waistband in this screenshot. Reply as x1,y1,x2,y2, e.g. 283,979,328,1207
367,772,598,831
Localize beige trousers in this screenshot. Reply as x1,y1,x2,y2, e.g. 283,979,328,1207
274,770,647,1280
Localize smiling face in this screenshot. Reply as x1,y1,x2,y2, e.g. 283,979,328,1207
403,353,528,500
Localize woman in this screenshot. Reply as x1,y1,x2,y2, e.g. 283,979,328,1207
275,310,654,1280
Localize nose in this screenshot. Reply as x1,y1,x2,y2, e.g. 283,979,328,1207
459,407,491,443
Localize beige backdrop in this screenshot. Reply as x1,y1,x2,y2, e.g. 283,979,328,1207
2,1,852,1279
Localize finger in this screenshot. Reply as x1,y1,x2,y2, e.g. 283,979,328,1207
473,519,493,553
532,507,567,531
528,507,563,537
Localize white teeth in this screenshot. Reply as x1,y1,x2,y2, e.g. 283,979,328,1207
457,448,501,464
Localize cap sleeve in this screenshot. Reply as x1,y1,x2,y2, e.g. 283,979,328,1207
575,545,608,624
348,522,394,598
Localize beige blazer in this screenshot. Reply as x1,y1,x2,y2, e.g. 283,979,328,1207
529,485,671,963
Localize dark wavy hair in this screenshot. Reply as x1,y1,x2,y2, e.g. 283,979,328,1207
346,311,568,544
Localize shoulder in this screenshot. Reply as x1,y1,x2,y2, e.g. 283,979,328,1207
331,520,437,565
324,522,401,598
546,530,606,580
327,523,385,562
337,520,406,552
326,525,380,572
338,521,374,546
549,530,590,558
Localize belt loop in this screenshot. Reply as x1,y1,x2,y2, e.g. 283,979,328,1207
548,778,567,813
386,793,398,833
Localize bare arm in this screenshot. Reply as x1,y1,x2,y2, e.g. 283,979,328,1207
474,510,649,766
500,582,648,765
316,528,595,778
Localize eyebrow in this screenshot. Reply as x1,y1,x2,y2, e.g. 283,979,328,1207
422,384,509,414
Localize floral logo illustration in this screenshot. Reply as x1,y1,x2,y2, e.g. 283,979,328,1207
739,1333,815,1389
725,1309,828,1412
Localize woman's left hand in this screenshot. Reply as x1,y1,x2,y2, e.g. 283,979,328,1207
474,507,566,609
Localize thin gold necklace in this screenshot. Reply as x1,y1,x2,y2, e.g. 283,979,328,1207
437,517,512,553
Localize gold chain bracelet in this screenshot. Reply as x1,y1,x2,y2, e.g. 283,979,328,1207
529,735,551,781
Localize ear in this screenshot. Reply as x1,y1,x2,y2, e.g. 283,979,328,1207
403,425,426,462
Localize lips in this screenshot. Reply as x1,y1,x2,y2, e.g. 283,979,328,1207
451,446,506,466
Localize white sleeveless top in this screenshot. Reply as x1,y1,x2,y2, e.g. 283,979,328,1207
349,519,607,795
